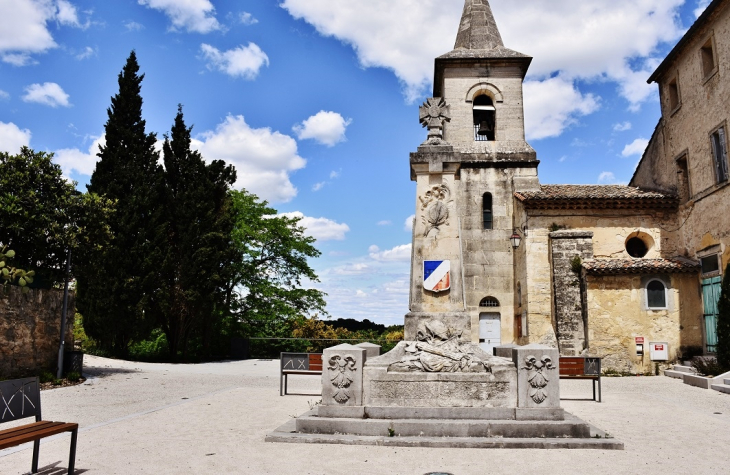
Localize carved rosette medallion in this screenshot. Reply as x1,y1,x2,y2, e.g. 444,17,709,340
419,97,451,143
419,185,452,237
327,354,357,404
522,355,555,404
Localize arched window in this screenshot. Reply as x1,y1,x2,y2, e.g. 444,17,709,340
626,237,648,258
646,280,667,309
483,193,493,230
480,296,500,308
473,95,495,141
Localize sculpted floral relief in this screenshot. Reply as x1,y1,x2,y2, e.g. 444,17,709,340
522,355,555,404
328,354,358,404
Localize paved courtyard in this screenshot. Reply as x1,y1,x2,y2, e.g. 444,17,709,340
1,355,729,474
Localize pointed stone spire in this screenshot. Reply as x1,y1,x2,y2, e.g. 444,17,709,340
454,0,504,50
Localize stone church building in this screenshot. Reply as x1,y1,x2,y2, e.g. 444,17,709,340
408,0,730,372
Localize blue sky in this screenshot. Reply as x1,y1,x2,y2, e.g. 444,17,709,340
0,0,712,326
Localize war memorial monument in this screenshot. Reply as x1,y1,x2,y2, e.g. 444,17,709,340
267,0,622,449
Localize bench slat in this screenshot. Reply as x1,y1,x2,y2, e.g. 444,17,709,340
0,421,57,441
0,422,77,450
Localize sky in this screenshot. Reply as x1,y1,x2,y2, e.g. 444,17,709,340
0,0,714,326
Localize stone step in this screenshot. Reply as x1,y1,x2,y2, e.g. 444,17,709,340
265,431,624,450
672,365,696,374
317,405,564,421
295,415,591,439
663,369,687,379
725,379,730,386
711,383,730,394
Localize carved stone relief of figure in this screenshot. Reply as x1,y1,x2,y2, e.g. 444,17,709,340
419,185,452,237
389,320,493,373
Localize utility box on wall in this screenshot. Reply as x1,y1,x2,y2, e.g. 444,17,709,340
649,342,669,361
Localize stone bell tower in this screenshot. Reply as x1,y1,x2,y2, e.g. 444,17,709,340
408,0,540,348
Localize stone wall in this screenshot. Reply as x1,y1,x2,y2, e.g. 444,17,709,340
0,286,75,379
584,274,700,373
550,231,594,356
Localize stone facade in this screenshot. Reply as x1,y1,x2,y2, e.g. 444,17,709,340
550,231,594,356
0,286,75,379
632,0,730,356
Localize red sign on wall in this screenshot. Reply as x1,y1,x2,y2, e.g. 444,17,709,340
654,344,664,351
635,337,645,344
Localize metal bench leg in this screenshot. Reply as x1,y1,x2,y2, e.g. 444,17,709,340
68,428,78,474
284,374,288,396
598,378,602,403
280,373,284,396
593,379,596,402
32,439,40,473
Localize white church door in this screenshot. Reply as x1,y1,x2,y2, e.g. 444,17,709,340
479,313,501,355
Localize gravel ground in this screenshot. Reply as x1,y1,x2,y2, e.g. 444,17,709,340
1,355,729,474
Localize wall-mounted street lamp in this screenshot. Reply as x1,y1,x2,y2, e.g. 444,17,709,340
510,229,522,249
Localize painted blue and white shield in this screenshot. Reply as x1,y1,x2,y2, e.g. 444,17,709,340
423,260,451,292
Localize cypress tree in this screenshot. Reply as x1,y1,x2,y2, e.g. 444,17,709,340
159,106,236,360
77,51,164,356
717,263,730,371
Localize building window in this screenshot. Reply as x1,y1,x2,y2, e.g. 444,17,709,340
701,37,717,79
482,193,493,230
517,282,522,307
667,77,680,112
480,296,500,307
701,254,720,275
646,280,667,309
676,154,691,202
626,237,648,258
711,127,729,183
473,95,495,141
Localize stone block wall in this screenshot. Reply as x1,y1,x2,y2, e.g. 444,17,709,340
0,286,74,379
550,231,594,356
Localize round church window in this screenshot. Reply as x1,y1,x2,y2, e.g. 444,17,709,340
626,237,648,258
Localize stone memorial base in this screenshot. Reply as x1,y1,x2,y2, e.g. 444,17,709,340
266,340,623,450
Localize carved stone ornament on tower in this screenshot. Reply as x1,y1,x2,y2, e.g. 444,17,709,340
419,184,452,237
419,97,451,144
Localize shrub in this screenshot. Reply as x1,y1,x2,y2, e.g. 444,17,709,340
66,371,81,382
39,371,55,384
691,356,725,377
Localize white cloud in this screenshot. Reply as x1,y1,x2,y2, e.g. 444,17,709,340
613,122,632,132
0,0,57,64
278,211,350,241
695,0,712,18
523,75,599,140
54,134,104,176
281,0,684,127
369,243,411,262
0,90,9,100
293,111,352,147
193,115,305,203
332,263,370,275
312,181,325,192
329,170,340,179
622,138,649,157
377,220,391,226
124,21,144,31
200,43,269,79
138,0,220,33
239,12,257,26
597,171,616,184
56,0,88,29
355,290,367,298
368,245,380,253
22,82,71,107
404,214,415,232
0,121,31,154
75,46,96,60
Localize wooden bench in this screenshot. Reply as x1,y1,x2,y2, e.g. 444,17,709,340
559,357,602,402
280,352,323,396
0,377,78,474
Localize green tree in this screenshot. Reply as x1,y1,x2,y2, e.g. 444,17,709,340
717,263,730,371
227,190,328,345
0,147,113,287
157,105,236,360
77,51,164,356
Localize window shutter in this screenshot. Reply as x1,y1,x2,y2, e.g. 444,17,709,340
717,127,728,181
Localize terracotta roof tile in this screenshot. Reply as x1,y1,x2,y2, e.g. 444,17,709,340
582,258,700,276
515,185,678,210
